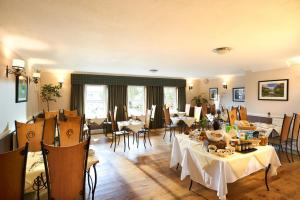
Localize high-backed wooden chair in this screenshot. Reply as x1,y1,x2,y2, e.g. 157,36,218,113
228,110,238,126
15,121,44,152
0,143,29,200
201,104,208,119
42,138,90,200
269,114,293,162
58,116,82,146
45,111,59,119
109,111,130,152
210,104,216,115
288,113,300,162
239,106,248,121
124,105,129,121
136,109,152,148
193,106,202,129
163,106,177,142
185,104,191,116
63,109,78,118
34,116,57,146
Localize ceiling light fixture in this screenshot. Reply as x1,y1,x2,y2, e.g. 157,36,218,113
212,47,232,55
149,69,158,73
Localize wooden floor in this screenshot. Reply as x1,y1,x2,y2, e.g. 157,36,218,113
29,129,300,200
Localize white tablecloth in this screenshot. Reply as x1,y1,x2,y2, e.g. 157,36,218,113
170,134,281,200
25,150,99,193
171,117,195,127
253,122,281,137
117,120,145,133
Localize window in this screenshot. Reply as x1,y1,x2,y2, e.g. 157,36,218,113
164,87,178,113
127,86,145,116
84,85,108,119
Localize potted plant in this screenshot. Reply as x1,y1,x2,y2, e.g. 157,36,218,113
191,95,208,107
40,84,62,111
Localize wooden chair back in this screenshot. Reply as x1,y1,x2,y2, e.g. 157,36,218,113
151,105,156,120
201,104,208,118
185,104,191,116
109,111,117,132
0,143,28,200
15,121,44,152
239,106,248,121
145,109,152,129
124,105,129,121
210,104,216,115
280,114,293,141
292,113,300,140
42,138,89,200
228,110,238,126
63,109,78,118
58,116,82,146
34,116,57,145
113,106,118,121
45,111,59,119
163,107,171,125
194,106,202,123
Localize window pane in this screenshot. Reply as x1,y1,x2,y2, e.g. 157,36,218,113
164,87,178,113
127,86,145,116
85,85,108,118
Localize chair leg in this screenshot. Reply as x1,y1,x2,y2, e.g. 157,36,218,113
123,134,126,152
169,128,172,142
143,133,146,149
127,134,130,150
118,135,120,145
285,141,290,163
132,132,135,144
147,131,152,146
110,133,114,148
92,164,97,200
291,140,294,162
163,126,167,139
114,134,117,152
137,133,139,148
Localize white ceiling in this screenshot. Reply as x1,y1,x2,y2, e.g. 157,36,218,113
0,0,300,78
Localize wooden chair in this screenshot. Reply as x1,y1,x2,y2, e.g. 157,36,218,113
201,104,208,119
41,138,90,200
15,121,44,152
269,114,293,162
124,105,129,121
163,106,177,142
34,116,57,146
44,111,59,119
288,113,300,162
228,110,238,126
136,109,152,148
0,143,29,200
63,109,78,118
185,104,191,116
109,111,130,152
239,106,248,121
193,106,202,129
103,106,118,136
58,116,82,146
210,104,216,115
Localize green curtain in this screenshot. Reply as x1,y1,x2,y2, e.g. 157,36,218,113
177,86,186,111
70,84,84,115
146,86,164,128
108,85,127,121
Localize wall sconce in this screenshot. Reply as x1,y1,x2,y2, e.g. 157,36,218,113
188,84,193,90
222,82,228,89
58,77,64,88
29,71,41,84
6,59,26,77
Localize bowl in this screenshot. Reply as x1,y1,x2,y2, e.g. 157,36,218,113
206,130,224,142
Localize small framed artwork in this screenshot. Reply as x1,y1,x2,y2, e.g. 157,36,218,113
16,75,28,103
232,87,245,102
209,88,218,101
258,79,289,101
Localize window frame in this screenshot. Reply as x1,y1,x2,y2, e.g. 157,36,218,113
127,85,146,116
163,86,178,113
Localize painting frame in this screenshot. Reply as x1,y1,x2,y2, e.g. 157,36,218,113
258,79,289,101
209,88,218,101
232,87,245,102
16,75,28,103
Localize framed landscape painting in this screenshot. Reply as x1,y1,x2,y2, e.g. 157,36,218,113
258,79,288,101
232,87,245,102
209,88,218,101
16,75,28,103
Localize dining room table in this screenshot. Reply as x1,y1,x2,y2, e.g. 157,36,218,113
171,116,195,128
170,134,281,200
117,119,145,133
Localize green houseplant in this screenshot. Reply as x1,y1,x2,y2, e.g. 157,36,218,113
40,84,62,111
191,95,208,107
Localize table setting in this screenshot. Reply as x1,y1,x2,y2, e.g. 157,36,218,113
170,120,281,200
117,119,145,133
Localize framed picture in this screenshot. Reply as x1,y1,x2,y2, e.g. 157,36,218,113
258,79,289,101
209,88,218,101
16,75,28,103
232,87,245,102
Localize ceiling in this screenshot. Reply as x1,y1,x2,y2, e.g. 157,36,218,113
0,0,300,78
